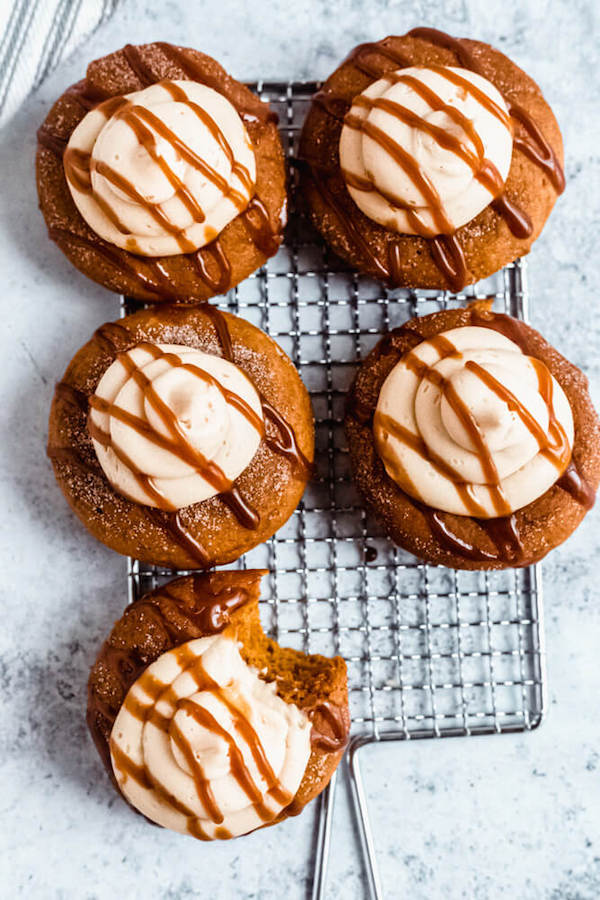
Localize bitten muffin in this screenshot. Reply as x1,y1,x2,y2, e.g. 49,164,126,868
299,28,564,291
36,42,287,302
87,569,350,839
48,304,314,568
345,301,600,570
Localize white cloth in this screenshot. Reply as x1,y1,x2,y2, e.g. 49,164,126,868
0,0,119,129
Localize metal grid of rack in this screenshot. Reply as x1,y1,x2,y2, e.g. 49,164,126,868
124,82,546,900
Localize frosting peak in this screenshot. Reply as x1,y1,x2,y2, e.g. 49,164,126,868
374,326,574,517
89,342,264,509
65,81,256,256
339,66,513,235
110,635,312,839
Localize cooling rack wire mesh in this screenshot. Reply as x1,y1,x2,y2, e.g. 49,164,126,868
124,81,546,900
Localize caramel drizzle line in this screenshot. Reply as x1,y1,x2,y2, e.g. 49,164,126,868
345,40,412,79
205,305,313,479
152,42,278,125
46,227,174,300
428,235,469,294
37,126,68,155
425,63,511,131
442,376,512,516
146,508,211,567
407,28,565,193
162,80,255,197
382,71,486,157
122,43,160,87
465,359,570,469
88,340,265,501
115,650,289,834
240,196,282,257
469,309,595,511
556,462,596,510
191,240,232,295
66,83,108,111
260,400,313,477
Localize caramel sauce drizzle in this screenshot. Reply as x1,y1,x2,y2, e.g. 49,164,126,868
408,28,565,194
470,310,595,510
305,29,564,290
204,306,313,479
308,702,349,752
36,126,68,156
162,80,255,197
556,463,596,510
112,647,292,835
88,340,265,505
47,227,175,300
39,45,282,297
345,41,412,80
345,91,505,231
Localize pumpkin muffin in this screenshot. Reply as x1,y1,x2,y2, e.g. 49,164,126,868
37,42,287,302
48,304,313,568
345,301,600,569
299,28,564,291
88,569,350,839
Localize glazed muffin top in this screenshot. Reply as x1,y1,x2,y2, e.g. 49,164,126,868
36,43,287,302
299,28,564,291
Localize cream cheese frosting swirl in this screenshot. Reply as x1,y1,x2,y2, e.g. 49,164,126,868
110,635,312,840
64,80,256,256
339,66,513,236
374,326,574,517
88,342,264,509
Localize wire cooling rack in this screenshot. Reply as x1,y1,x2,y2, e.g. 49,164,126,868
124,82,546,900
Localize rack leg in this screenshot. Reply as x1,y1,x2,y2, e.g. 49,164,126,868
311,771,337,900
348,738,383,900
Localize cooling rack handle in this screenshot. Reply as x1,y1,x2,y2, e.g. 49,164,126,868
311,771,338,900
348,736,384,900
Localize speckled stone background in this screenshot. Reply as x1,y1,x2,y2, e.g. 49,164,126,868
1,1,598,897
